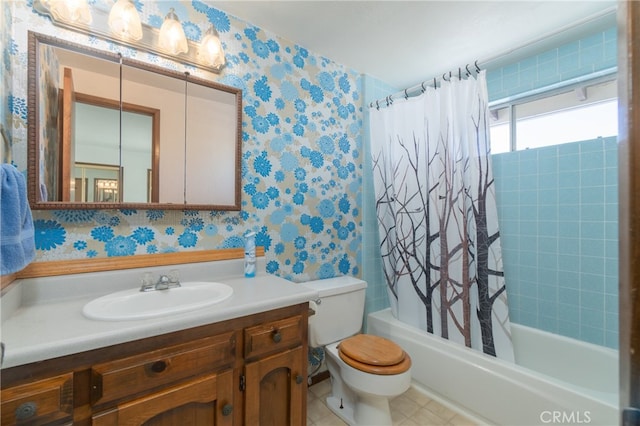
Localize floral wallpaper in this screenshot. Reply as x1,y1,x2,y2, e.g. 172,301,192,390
5,0,363,282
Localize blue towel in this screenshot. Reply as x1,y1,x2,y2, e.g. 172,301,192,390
1,164,35,275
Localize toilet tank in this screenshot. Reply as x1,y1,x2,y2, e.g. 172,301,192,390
301,276,367,347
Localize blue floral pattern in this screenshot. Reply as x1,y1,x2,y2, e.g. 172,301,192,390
7,1,362,281
34,219,66,250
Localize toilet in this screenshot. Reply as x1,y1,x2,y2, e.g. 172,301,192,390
302,277,411,426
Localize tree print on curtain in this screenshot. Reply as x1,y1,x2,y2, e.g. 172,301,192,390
370,71,514,360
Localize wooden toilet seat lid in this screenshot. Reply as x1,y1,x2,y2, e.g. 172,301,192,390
338,334,411,375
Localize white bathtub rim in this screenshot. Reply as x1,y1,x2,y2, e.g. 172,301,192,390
369,309,617,407
367,308,619,426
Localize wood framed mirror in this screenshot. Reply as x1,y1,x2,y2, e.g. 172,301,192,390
27,31,242,211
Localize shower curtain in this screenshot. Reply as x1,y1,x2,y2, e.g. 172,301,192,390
370,71,514,361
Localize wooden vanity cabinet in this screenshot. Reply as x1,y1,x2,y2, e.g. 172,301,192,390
0,303,309,426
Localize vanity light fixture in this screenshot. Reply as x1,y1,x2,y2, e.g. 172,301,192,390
47,0,92,25
96,179,119,190
108,0,142,41
158,8,188,55
32,0,226,73
199,24,226,69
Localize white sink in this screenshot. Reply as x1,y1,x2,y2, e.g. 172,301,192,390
82,281,233,321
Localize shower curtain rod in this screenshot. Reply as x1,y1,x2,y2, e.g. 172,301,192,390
368,61,481,109
368,5,617,110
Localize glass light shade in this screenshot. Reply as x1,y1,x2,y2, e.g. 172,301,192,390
108,0,142,41
48,0,92,25
199,25,225,68
158,8,188,55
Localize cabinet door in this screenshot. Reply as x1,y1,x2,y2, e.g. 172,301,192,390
91,370,234,426
244,346,305,426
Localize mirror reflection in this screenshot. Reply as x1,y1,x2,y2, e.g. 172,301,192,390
74,162,121,202
73,99,156,203
28,32,242,210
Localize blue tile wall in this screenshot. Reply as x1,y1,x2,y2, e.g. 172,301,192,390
493,137,618,348
484,25,619,349
361,75,397,320
487,27,617,102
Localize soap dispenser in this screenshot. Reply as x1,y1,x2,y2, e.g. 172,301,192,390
244,231,256,278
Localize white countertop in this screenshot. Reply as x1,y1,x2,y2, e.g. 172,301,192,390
0,259,318,369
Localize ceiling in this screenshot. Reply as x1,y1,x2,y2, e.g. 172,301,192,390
207,1,617,90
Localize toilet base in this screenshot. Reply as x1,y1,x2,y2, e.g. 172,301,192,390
326,395,355,425
326,394,393,426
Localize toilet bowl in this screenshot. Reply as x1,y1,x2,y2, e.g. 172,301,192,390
302,277,412,426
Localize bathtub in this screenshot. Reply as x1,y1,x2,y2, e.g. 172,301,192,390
367,308,619,426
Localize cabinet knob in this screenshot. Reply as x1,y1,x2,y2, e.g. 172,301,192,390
150,360,167,373
222,403,233,416
15,402,37,420
295,374,304,385
272,330,282,343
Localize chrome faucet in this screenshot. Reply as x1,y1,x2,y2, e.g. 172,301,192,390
140,271,181,292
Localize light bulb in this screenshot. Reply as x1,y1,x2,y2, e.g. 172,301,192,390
48,0,92,25
199,24,225,68
158,8,188,55
108,0,143,41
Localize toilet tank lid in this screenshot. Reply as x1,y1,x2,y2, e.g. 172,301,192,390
301,276,367,297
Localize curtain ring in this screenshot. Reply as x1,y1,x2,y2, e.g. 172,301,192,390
433,77,437,89
376,100,380,110
404,89,409,99
442,72,447,82
458,67,462,80
466,64,472,77
421,82,426,93
475,60,481,73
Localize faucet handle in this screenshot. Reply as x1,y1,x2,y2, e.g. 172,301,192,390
140,272,155,292
168,269,180,284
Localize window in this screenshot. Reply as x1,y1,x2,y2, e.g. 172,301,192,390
489,78,618,154
489,122,510,154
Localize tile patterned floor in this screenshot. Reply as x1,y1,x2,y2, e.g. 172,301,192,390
307,379,479,426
